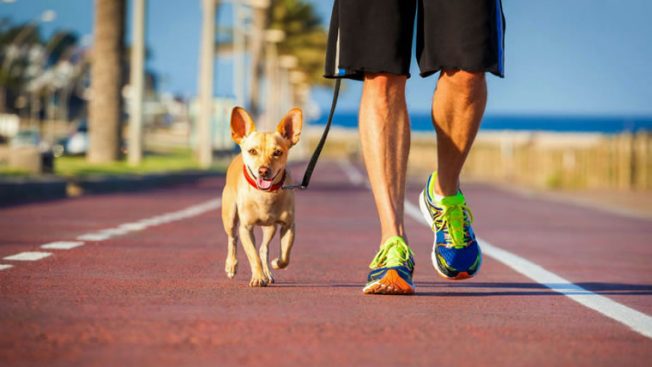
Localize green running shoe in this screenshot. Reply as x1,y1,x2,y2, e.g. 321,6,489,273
363,236,415,295
419,172,482,280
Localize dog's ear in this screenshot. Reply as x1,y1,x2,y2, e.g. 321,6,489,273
276,108,302,146
231,107,256,144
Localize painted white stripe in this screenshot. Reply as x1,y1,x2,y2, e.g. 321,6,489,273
41,241,85,250
403,197,425,225
338,160,652,340
479,238,652,339
77,233,112,242
402,200,652,339
337,160,365,186
118,222,148,231
76,198,221,242
1,199,221,272
4,251,52,261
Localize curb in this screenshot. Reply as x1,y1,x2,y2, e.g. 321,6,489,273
0,176,68,206
0,170,222,207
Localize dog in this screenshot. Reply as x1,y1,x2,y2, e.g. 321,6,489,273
222,107,302,287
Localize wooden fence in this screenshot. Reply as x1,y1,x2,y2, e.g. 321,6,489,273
306,128,652,191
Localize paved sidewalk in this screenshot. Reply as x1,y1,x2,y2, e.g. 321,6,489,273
0,161,651,366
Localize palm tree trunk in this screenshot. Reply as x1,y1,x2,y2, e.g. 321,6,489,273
88,0,125,163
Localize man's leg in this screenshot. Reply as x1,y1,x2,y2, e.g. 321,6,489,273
416,0,503,281
359,73,410,243
417,69,486,281
359,72,415,295
432,70,487,196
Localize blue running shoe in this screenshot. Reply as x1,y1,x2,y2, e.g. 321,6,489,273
363,236,415,295
419,172,482,280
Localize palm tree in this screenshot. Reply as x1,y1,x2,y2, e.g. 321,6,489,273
0,22,42,114
268,0,327,87
247,0,327,116
88,0,126,163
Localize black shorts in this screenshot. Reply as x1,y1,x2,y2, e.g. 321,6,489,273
324,0,506,80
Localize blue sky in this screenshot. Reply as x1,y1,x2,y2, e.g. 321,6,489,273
2,0,651,116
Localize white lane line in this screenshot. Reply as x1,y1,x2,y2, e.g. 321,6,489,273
76,198,221,242
3,251,52,261
479,237,652,339
337,160,365,186
41,241,85,250
77,233,113,241
403,200,652,339
0,198,222,273
338,160,652,340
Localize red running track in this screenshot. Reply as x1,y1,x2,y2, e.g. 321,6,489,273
1,161,651,366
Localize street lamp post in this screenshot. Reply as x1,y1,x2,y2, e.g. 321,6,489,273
197,0,217,168
128,0,146,166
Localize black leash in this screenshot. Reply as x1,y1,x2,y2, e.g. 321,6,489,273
283,78,341,191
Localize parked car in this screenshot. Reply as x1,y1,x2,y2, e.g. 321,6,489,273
53,122,127,157
53,122,88,157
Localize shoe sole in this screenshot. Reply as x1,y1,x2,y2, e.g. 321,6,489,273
418,190,481,281
362,269,415,295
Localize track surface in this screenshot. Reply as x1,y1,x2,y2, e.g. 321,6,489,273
1,161,651,366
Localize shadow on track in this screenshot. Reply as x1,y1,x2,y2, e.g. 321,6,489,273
273,281,652,297
411,281,652,297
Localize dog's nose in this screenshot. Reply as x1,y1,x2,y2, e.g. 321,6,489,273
258,166,270,178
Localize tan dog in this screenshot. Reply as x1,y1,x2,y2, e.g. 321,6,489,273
222,107,302,287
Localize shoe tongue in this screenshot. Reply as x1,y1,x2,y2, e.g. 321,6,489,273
384,241,408,267
257,176,273,190
440,192,465,206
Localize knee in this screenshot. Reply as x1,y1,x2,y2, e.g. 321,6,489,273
440,69,486,90
363,72,407,95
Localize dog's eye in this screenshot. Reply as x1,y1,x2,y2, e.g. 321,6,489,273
273,149,283,157
248,149,257,156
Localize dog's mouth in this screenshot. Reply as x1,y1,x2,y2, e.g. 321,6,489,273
256,175,274,190
254,168,283,190
245,164,283,190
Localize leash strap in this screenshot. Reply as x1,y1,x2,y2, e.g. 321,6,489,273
283,78,341,191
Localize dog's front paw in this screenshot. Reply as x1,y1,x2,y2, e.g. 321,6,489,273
264,271,275,284
249,276,269,287
225,260,238,279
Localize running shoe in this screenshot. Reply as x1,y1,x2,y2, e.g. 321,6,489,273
363,236,415,295
419,172,481,280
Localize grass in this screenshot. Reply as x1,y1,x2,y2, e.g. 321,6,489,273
0,167,32,177
54,149,226,177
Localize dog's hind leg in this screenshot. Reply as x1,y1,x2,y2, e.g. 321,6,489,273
222,191,239,279
259,225,277,283
272,223,294,270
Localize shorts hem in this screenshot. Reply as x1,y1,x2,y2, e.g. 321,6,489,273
324,65,411,81
419,64,505,79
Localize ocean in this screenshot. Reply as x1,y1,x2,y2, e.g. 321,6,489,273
309,112,652,134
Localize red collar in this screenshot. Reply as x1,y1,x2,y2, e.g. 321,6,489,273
243,165,286,192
